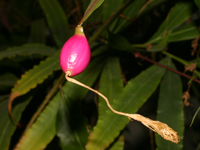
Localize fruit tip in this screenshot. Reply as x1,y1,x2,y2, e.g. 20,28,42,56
75,25,85,36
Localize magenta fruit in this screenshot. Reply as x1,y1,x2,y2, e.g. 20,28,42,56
60,25,91,76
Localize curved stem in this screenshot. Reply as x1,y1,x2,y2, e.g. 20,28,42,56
65,71,126,117
162,51,188,65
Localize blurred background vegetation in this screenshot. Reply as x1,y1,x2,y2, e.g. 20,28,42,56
1,0,200,149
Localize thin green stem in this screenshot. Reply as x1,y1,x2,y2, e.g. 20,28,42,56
132,44,146,48
162,51,200,79
88,0,133,44
162,51,188,65
132,44,190,66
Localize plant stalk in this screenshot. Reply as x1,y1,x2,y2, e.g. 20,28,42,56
162,51,188,65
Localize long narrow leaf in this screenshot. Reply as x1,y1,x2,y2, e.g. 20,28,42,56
102,0,123,31
86,57,169,150
15,93,60,150
114,0,146,33
0,95,31,150
156,58,184,150
148,2,192,44
102,0,123,22
190,107,200,127
0,73,18,90
149,22,200,44
38,0,72,47
149,31,171,52
9,51,60,106
194,0,200,9
0,44,56,60
15,57,106,150
80,0,104,24
56,92,88,150
30,19,46,44
98,57,123,119
168,23,200,42
109,135,124,150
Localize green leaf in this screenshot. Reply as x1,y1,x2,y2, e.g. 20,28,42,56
15,57,106,150
15,93,60,150
56,92,88,150
98,57,123,119
9,51,60,102
82,0,102,23
114,0,146,33
109,136,124,150
156,58,184,150
168,23,200,42
188,74,198,85
194,0,200,9
148,2,192,44
190,107,200,127
149,31,171,52
109,32,132,51
0,95,31,150
0,44,57,60
0,73,18,90
38,0,72,47
81,0,105,24
102,0,123,31
102,0,123,22
149,22,200,43
88,57,123,149
91,45,108,57
30,19,46,44
140,0,166,15
86,57,168,150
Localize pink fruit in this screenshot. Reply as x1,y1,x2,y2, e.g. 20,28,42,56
60,25,91,76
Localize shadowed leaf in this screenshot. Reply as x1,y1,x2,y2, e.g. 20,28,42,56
194,0,200,9
0,44,56,60
0,73,18,90
38,0,72,47
148,2,192,44
30,19,46,44
156,58,184,150
0,95,31,150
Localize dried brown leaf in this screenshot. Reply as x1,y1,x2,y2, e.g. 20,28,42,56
146,43,153,51
191,36,200,56
127,114,180,143
184,63,197,73
182,91,191,106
